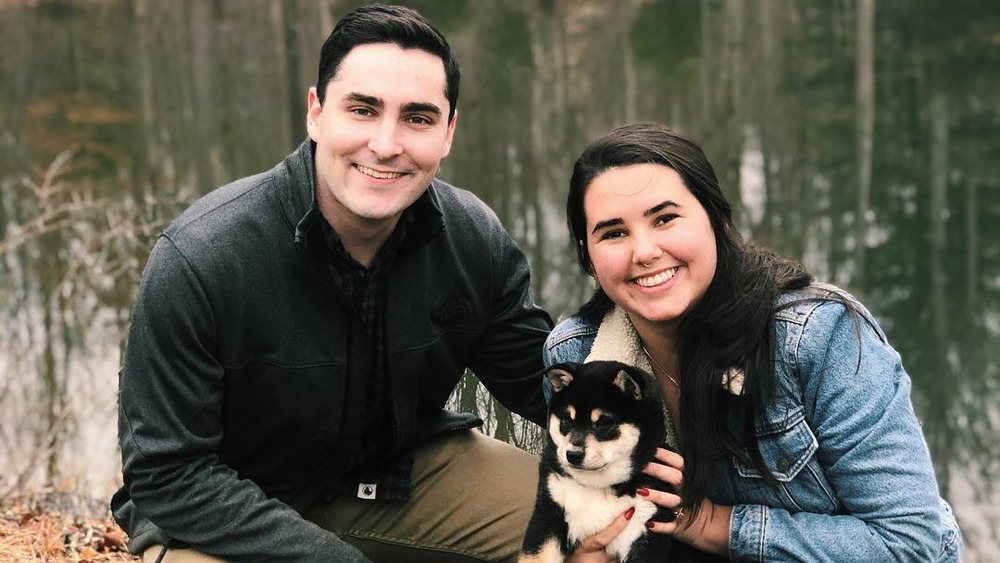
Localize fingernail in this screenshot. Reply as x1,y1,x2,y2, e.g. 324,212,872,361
636,487,650,497
625,507,635,520
646,521,655,529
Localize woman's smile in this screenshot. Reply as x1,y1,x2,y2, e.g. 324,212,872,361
634,266,679,288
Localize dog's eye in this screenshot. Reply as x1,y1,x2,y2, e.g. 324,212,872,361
594,415,615,431
592,415,620,439
558,417,571,435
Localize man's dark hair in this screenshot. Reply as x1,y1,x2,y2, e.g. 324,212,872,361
316,3,460,122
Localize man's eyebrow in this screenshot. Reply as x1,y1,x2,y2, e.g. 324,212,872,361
346,92,383,108
402,101,442,116
344,94,441,118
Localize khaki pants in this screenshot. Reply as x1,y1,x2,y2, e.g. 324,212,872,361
143,429,539,563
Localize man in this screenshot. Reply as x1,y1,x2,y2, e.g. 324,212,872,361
111,5,552,562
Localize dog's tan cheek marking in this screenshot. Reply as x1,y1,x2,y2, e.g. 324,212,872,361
566,405,576,421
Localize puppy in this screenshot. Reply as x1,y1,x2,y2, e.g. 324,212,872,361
519,360,677,563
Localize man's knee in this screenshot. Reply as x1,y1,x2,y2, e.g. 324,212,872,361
306,429,540,562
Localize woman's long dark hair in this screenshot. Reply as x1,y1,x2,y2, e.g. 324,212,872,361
567,123,812,518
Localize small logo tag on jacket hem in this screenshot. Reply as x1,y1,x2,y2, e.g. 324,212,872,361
357,483,377,500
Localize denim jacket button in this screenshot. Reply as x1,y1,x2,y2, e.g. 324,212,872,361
777,457,791,472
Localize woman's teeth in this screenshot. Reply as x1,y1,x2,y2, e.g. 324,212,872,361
635,267,677,287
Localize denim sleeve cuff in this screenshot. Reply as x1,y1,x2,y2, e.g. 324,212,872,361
729,504,766,562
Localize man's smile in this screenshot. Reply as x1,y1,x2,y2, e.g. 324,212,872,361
355,163,405,180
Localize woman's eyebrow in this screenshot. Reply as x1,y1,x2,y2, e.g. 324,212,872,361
644,200,681,217
591,217,623,234
591,200,683,234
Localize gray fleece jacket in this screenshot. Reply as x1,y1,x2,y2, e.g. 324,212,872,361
112,140,552,561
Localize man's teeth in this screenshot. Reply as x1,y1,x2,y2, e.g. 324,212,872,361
357,164,403,180
635,268,678,287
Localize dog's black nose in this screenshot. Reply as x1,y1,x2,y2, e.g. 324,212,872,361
565,449,585,466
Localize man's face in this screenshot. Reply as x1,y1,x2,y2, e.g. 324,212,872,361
306,43,456,235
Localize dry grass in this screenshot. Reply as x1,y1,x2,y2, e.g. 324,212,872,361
0,498,136,563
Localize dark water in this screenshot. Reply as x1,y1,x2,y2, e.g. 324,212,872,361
1,0,997,559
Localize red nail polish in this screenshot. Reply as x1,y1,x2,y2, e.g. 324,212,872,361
636,487,650,497
625,507,635,520
646,521,655,529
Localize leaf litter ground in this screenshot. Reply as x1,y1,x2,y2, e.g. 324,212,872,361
0,493,136,562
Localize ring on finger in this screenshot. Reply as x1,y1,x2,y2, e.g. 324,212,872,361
673,507,684,519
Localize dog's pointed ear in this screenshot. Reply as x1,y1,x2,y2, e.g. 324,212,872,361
613,369,643,400
545,365,575,394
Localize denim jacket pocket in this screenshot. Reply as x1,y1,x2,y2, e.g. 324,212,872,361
730,411,838,513
735,411,815,481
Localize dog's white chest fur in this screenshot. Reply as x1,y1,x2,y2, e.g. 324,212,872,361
547,473,658,561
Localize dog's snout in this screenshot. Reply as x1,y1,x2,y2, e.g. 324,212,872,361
565,449,585,466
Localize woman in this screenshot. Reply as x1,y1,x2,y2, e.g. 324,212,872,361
545,123,962,562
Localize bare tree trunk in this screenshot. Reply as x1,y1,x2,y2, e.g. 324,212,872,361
927,92,951,488
698,0,713,128
929,94,948,343
131,0,164,192
964,172,978,314
187,0,221,186
721,0,745,223
727,0,745,122
272,0,302,148
622,25,637,125
458,372,478,416
494,402,515,444
317,0,336,38
854,0,875,285
41,303,59,484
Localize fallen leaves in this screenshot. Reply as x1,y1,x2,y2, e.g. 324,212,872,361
0,501,136,562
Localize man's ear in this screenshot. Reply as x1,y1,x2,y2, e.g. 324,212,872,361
442,108,458,158
305,87,322,142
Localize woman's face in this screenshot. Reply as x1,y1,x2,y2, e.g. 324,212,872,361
584,163,717,328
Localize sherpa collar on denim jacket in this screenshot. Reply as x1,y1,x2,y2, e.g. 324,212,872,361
582,306,747,449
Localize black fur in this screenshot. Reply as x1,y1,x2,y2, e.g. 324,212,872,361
520,361,683,562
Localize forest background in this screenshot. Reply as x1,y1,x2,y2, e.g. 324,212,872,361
1,0,997,561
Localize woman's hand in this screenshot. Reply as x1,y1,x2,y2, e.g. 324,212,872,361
641,448,732,557
565,507,635,563
639,447,686,511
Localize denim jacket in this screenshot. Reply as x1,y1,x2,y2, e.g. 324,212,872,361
543,283,961,562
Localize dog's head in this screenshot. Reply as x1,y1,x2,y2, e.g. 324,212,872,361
544,361,666,487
